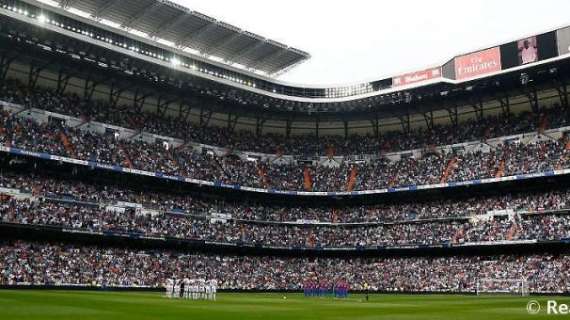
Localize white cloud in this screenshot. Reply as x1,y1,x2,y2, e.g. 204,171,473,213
173,0,570,85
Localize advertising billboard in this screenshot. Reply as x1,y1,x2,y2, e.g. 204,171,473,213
392,67,442,87
454,47,502,81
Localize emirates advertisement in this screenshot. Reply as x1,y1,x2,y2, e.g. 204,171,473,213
454,47,502,80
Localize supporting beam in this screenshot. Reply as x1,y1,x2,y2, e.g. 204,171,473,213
370,114,380,139
0,51,18,82
226,113,239,133
285,119,292,139
108,82,126,108
199,108,213,127
132,89,151,113
177,102,192,123
496,93,511,118
109,88,123,108
446,105,458,128
56,68,73,94
315,119,320,140
398,113,410,134
255,117,266,137
555,80,569,109
28,61,51,89
471,98,484,121
423,111,434,131
526,86,540,114
83,77,100,102
156,96,175,117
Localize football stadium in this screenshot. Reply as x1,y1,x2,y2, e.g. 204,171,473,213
0,0,570,319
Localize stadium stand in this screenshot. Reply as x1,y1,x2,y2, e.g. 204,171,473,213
1,0,570,296
0,84,569,193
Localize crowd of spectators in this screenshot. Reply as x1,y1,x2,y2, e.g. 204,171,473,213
1,172,569,224
1,79,569,157
1,241,568,293
2,172,570,248
2,76,570,294
0,107,569,192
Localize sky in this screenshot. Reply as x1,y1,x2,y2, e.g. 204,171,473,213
172,0,570,86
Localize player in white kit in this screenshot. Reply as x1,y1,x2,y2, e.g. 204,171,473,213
198,279,206,300
192,278,198,299
183,278,191,299
206,279,217,300
165,278,174,298
173,279,181,298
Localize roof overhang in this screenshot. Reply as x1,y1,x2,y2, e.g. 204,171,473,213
30,0,310,76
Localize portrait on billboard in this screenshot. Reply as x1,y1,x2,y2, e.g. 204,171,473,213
518,37,538,65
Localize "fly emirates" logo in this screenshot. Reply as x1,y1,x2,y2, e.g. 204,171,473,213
455,47,502,80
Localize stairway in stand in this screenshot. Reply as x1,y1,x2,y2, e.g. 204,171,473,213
59,132,76,158
118,143,134,169
256,164,270,189
346,165,358,191
494,159,506,178
506,222,519,241
440,156,458,183
303,167,313,191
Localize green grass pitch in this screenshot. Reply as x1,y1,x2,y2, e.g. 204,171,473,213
0,290,566,319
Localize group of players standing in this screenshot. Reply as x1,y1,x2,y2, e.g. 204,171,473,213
165,278,218,300
303,279,350,298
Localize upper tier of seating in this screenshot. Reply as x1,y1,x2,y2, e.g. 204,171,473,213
1,80,570,193
1,79,567,157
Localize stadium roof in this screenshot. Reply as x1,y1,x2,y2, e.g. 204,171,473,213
51,0,310,75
